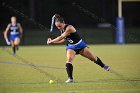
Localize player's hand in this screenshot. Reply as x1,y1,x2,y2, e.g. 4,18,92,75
47,38,52,45
4,36,11,45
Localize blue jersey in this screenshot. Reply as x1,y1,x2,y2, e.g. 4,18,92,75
10,23,20,35
62,24,87,54
61,24,81,45
9,23,20,40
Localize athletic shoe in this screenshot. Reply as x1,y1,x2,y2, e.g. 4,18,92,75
65,78,74,83
104,65,110,71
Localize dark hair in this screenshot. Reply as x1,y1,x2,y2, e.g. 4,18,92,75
54,14,64,23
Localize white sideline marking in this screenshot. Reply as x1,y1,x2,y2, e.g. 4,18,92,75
21,89,140,93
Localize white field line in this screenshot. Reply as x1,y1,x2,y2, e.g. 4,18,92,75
21,89,140,93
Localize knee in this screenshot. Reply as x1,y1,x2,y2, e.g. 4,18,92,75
14,41,20,45
14,38,20,45
14,42,18,45
67,57,73,62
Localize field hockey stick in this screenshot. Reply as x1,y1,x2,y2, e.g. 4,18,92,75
49,15,55,38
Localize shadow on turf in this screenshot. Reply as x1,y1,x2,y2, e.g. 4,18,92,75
76,69,140,85
76,79,140,84
109,69,140,87
75,69,140,87
1,47,66,85
0,61,65,70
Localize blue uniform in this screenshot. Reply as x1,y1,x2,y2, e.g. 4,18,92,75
9,23,20,40
61,24,87,54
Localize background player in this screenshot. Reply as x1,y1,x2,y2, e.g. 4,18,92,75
4,16,23,55
47,14,110,83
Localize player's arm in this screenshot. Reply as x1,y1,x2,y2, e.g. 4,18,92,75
53,39,65,43
47,25,74,44
47,38,65,44
4,24,11,40
18,23,23,38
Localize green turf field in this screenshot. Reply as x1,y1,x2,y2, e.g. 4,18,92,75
0,44,140,93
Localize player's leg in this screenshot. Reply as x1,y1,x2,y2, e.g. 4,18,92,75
65,49,76,83
10,40,16,55
14,37,20,50
80,47,110,71
10,34,18,55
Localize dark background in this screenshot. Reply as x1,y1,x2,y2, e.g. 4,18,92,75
0,0,140,45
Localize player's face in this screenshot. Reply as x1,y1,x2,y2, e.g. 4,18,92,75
11,17,16,24
55,21,64,30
